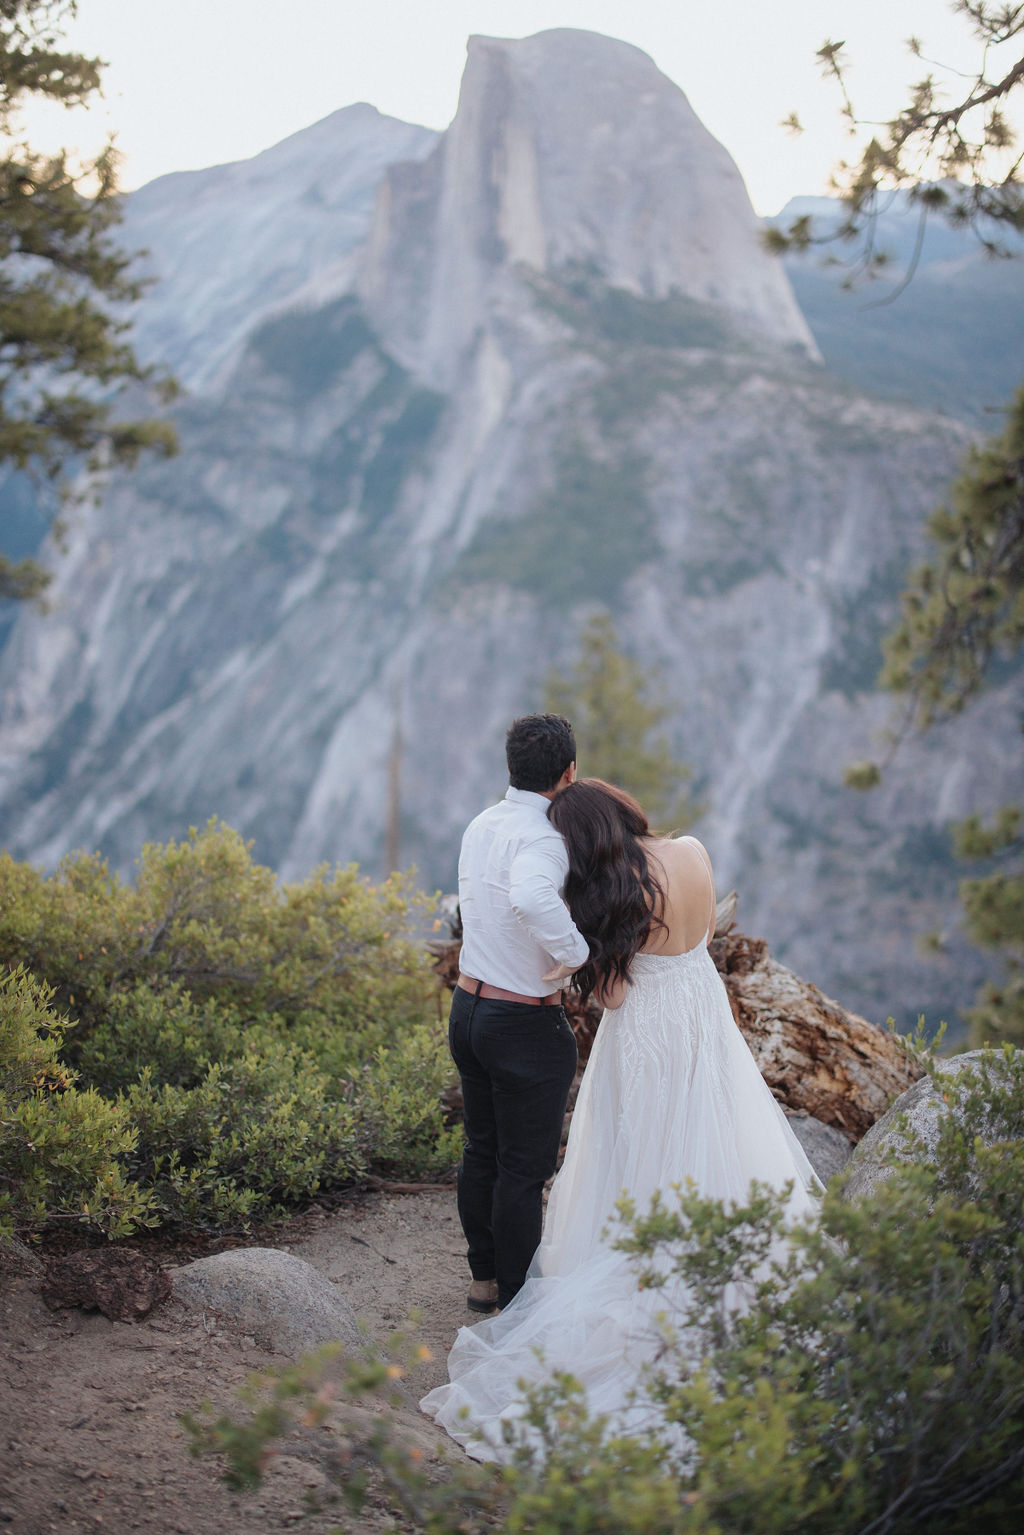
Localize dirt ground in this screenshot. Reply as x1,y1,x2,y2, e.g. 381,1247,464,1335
0,1189,473,1535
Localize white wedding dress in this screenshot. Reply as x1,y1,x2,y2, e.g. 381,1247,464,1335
421,938,822,1461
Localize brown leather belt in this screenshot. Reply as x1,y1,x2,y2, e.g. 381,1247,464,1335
457,972,563,1007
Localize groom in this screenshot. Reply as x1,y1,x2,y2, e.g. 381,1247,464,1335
449,713,590,1313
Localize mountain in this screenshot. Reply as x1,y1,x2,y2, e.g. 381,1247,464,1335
120,102,438,392
356,30,818,388
0,28,1019,1035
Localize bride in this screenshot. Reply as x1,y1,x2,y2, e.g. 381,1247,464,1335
421,778,821,1460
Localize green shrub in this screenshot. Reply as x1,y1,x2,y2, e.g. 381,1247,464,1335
0,820,438,1057
0,966,155,1238
120,1049,363,1229
85,991,458,1226
348,1023,462,1180
0,850,138,1027
0,824,457,1232
190,1047,1024,1533
75,982,249,1094
78,983,459,1210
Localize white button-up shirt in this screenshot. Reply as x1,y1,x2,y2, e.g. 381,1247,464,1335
457,787,590,997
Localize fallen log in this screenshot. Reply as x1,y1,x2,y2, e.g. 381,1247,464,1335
710,932,922,1144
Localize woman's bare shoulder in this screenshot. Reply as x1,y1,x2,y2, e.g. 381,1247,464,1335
671,833,713,869
649,833,712,868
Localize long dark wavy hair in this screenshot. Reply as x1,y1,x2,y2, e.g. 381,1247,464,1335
547,778,666,1002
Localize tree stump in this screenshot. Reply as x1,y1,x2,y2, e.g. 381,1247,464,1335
710,932,922,1143
40,1249,172,1322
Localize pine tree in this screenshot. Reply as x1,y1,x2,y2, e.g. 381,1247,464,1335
955,807,1023,1043
882,385,1024,723
852,390,1024,1044
544,613,697,828
0,0,176,602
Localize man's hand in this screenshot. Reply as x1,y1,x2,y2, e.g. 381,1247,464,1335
541,961,577,984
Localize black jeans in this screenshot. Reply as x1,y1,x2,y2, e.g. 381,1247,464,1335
449,984,578,1309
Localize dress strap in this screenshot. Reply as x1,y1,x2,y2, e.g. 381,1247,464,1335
678,835,716,942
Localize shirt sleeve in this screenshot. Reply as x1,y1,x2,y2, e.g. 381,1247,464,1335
508,833,590,969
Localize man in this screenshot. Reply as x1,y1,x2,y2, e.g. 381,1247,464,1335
449,713,591,1314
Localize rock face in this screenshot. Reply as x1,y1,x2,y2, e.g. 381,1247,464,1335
122,103,438,393
782,1109,852,1182
358,29,817,388
842,1050,1011,1200
0,28,1019,1034
170,1247,364,1355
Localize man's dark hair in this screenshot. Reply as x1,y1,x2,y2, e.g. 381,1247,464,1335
506,713,576,792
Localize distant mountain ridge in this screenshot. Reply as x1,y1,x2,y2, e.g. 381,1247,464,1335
0,29,1020,1037
121,102,438,392
776,195,1024,423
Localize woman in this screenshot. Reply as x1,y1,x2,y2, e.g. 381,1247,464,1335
421,779,820,1459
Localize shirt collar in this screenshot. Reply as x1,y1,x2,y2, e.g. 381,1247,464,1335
505,786,554,814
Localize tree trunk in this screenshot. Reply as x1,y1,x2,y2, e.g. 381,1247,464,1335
709,932,922,1143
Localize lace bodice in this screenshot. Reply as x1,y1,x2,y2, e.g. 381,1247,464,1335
630,942,709,968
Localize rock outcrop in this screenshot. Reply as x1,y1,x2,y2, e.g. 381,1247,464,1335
170,1247,365,1355
358,29,817,388
782,1109,852,1182
711,933,923,1143
841,1050,1017,1199
122,103,438,392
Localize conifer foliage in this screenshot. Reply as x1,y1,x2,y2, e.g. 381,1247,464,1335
882,385,1024,724
882,390,1024,1044
544,613,697,827
769,1,1024,272
0,0,176,602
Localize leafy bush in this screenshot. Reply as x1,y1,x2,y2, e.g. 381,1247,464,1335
0,966,156,1239
75,982,249,1095
190,1047,1024,1533
348,1024,463,1181
0,850,137,1028
0,823,458,1234
80,980,458,1220
121,1050,362,1229
76,984,459,1222
0,820,437,1059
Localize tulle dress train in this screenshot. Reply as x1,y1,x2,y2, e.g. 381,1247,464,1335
420,942,822,1461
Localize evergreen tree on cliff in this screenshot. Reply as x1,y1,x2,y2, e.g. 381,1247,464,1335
798,5,1024,1045
881,390,1024,1045
0,0,176,603
545,613,697,828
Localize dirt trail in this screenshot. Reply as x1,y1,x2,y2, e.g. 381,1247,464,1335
0,1191,468,1535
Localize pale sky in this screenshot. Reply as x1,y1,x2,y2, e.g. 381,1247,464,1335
15,0,1022,215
